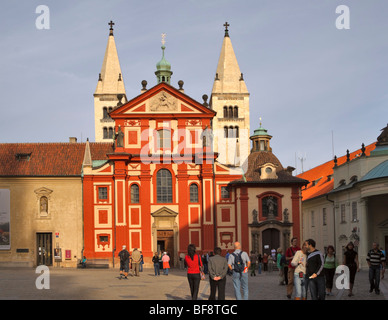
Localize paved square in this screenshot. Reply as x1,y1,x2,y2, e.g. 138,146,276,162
0,267,386,300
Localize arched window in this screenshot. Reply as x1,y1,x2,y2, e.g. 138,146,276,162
229,106,233,118
157,129,171,149
108,127,114,139
103,107,108,119
260,140,265,151
229,126,234,138
224,126,228,138
103,127,108,139
234,106,238,118
130,184,139,203
235,126,239,138
157,169,173,203
223,106,228,118
189,184,199,203
40,196,48,213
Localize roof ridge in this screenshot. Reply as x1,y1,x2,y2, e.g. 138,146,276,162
298,141,376,177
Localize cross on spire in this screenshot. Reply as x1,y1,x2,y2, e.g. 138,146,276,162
108,20,115,35
161,33,166,46
224,21,230,37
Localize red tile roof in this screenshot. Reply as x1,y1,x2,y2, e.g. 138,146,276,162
297,142,376,201
0,142,113,177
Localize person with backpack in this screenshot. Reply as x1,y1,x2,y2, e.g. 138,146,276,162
118,245,130,279
227,242,251,300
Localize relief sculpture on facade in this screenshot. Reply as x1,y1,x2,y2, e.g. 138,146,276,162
150,91,177,112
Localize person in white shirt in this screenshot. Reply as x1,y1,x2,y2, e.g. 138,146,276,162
291,241,308,300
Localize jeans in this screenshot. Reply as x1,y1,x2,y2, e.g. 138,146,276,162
307,275,326,300
154,263,160,276
164,267,169,275
232,271,249,300
369,265,381,291
293,273,306,299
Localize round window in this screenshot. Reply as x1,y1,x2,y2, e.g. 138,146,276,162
265,167,272,174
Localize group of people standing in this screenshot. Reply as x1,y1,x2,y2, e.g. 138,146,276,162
278,238,386,300
184,242,251,300
152,251,171,276
116,239,386,300
117,245,144,278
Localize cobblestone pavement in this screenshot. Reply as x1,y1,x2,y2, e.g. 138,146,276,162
0,266,386,300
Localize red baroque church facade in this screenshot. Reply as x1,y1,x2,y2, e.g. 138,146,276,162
83,82,243,266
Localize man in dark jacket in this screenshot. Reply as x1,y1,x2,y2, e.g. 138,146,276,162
118,245,130,279
208,247,229,300
305,239,325,300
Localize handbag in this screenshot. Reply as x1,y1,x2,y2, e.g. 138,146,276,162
198,254,205,280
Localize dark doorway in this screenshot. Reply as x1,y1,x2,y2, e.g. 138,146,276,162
36,233,53,266
157,230,174,267
262,228,280,256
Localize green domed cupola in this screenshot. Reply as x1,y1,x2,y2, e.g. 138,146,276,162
155,33,173,84
250,118,273,153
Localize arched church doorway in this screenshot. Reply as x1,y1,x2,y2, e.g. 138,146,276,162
262,228,280,256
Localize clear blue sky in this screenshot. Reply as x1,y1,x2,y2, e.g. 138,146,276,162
1,0,387,173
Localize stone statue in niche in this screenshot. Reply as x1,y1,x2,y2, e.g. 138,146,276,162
283,208,289,222
262,196,277,219
252,209,258,224
40,196,48,214
115,125,124,147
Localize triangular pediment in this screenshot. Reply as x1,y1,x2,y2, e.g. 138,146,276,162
110,82,215,117
34,187,53,199
151,206,178,217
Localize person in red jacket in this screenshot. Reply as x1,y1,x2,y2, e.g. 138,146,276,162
184,244,203,300
285,237,301,299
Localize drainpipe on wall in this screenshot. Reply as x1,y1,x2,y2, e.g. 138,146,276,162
112,163,116,269
212,158,217,249
81,175,84,266
326,194,336,252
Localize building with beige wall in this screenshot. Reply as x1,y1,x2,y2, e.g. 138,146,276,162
298,125,388,268
0,141,112,267
229,123,308,255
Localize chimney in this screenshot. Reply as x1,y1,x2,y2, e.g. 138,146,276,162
69,137,77,143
